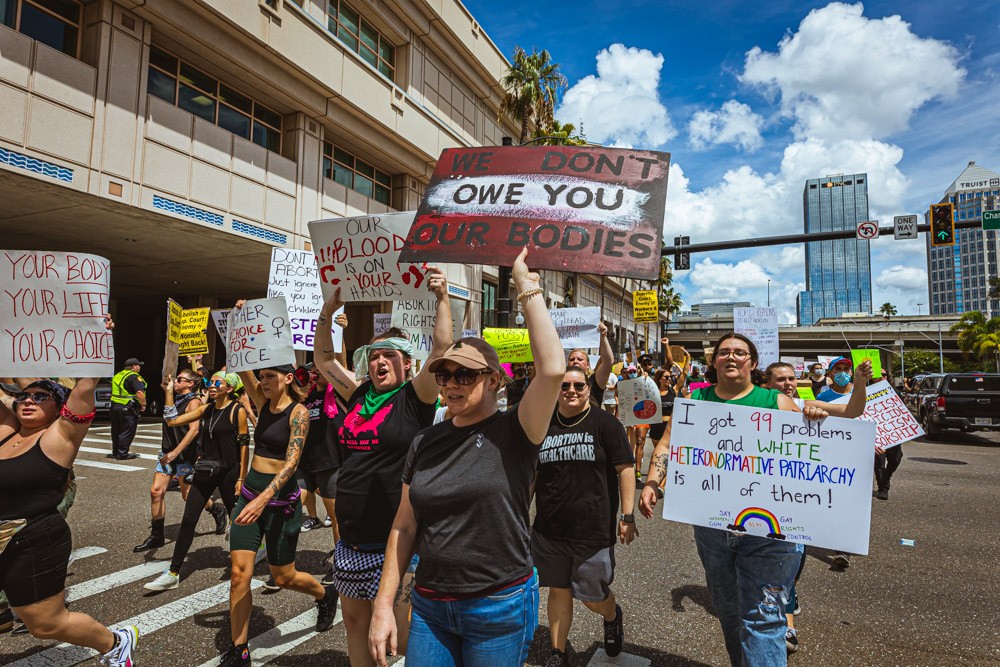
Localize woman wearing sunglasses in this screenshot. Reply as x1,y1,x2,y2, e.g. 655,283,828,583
313,266,450,667
532,365,637,667
143,372,250,592
368,248,565,667
0,319,139,666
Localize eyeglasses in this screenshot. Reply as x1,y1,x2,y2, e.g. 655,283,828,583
14,392,53,405
175,377,195,383
434,368,493,386
208,379,226,387
560,382,588,392
716,349,751,361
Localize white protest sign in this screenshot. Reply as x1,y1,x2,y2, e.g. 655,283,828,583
391,298,466,362
1,250,113,377
308,212,432,302
267,248,344,353
829,380,923,449
617,376,661,426
225,298,295,372
734,307,779,367
211,309,230,342
461,328,480,339
664,398,876,554
817,355,838,370
781,356,807,375
373,313,391,337
549,307,600,349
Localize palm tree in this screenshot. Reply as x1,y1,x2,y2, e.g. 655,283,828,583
950,311,1000,369
500,47,567,144
533,119,587,146
973,332,1000,372
878,302,897,319
654,256,684,322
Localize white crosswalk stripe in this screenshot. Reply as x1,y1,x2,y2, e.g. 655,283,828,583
78,445,159,461
73,458,145,472
69,546,108,561
65,560,169,603
194,607,343,667
587,650,651,666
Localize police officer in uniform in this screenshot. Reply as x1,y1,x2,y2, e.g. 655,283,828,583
109,357,147,460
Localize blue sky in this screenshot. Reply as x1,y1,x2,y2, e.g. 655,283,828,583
462,0,1000,323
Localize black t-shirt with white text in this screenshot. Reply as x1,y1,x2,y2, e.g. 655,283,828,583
403,408,538,594
534,407,634,546
299,387,341,473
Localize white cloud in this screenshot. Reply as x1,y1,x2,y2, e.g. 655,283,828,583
688,100,765,152
556,44,676,148
740,2,965,142
688,257,772,300
875,265,927,290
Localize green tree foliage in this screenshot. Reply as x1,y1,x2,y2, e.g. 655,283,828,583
878,302,897,318
500,47,567,144
532,119,587,146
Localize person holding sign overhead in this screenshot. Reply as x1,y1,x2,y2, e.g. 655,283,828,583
639,332,828,667
314,266,451,667
0,317,139,667
566,320,614,405
368,248,564,667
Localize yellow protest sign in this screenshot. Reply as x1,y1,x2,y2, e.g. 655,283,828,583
483,328,533,362
797,385,816,401
166,299,182,344
851,349,882,378
179,307,210,355
632,290,659,323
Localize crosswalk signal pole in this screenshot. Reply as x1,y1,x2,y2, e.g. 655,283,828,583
930,203,955,247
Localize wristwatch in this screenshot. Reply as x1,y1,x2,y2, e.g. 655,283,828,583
620,514,635,523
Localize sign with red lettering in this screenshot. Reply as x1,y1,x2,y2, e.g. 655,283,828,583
830,380,923,449
1,250,113,377
226,297,295,373
398,146,670,279
308,213,432,302
267,248,343,352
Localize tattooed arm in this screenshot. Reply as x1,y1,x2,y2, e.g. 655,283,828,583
638,418,673,519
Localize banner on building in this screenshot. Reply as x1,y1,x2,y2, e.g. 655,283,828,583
226,298,295,372
0,250,114,377
829,380,923,449
267,247,342,353
663,398,876,554
391,298,467,362
733,307,779,367
632,290,659,323
617,376,662,426
398,146,670,280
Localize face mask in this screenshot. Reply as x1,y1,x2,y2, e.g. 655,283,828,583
833,372,852,387
811,370,824,378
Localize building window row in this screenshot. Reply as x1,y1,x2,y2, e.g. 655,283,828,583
322,142,391,205
325,0,395,80
147,46,283,153
1,0,80,57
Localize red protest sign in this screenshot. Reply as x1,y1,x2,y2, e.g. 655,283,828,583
398,146,670,279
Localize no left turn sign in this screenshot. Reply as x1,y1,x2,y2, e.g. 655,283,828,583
857,221,879,240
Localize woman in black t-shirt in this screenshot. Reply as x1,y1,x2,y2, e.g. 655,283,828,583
314,267,451,667
368,248,566,667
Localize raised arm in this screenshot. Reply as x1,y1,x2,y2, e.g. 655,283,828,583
661,336,674,368
514,248,566,444
411,268,453,404
809,360,873,418
315,290,361,401
592,322,614,390
639,418,672,518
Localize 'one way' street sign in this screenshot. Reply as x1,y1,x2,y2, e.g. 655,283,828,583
893,215,918,240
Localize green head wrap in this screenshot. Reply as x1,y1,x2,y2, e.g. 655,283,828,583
352,337,414,381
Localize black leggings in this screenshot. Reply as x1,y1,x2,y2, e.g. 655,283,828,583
170,463,240,574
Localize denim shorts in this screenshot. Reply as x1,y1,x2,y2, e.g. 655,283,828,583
155,457,194,478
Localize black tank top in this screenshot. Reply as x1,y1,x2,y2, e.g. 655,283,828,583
253,401,294,460
161,392,199,461
0,432,70,520
200,402,244,469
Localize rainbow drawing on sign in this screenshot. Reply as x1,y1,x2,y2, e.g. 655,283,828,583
727,507,785,540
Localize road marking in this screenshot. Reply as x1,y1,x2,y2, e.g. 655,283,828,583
587,650,651,666
194,606,343,667
9,580,263,667
66,560,169,603
84,436,161,451
70,546,107,561
79,446,158,461
73,459,145,472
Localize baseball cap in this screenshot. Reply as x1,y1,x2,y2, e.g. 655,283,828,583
626,364,637,372
827,356,853,371
427,338,502,374
124,357,144,366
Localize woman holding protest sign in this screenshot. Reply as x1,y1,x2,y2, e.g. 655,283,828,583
368,248,565,667
0,317,139,667
639,332,827,667
221,331,337,667
143,371,250,592
566,321,614,405
314,267,451,667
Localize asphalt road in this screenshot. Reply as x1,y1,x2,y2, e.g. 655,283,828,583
2,421,999,666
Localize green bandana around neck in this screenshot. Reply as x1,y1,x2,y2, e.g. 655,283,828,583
361,381,406,417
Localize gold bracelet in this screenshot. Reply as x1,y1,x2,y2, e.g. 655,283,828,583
516,287,543,303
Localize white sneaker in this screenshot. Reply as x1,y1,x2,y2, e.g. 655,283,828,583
143,570,179,591
99,625,139,666
254,544,267,565
322,516,332,527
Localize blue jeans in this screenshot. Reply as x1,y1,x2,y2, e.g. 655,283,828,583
693,526,800,667
408,571,539,666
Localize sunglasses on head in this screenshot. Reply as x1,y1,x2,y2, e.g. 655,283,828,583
560,382,588,392
434,368,492,386
15,392,53,405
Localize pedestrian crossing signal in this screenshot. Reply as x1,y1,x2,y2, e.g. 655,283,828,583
930,203,954,247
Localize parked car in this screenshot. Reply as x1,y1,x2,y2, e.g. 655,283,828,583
904,373,1000,439
94,378,113,416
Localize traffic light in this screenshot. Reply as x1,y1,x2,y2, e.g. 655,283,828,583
674,235,690,270
930,203,955,246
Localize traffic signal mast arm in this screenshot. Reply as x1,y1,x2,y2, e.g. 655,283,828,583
662,219,983,256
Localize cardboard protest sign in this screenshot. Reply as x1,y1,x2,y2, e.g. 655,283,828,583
618,376,661,426
267,248,324,352
461,328,480,339
391,298,467,362
309,213,432,302
211,309,229,342
632,290,659,323
851,349,882,378
167,299,183,344
1,250,114,377
664,398,876,554
373,313,391,337
829,380,923,449
550,307,600,349
733,307,779,367
225,298,295,372
797,385,816,401
399,146,670,280
818,355,837,370
483,328,532,362
178,308,210,356
781,356,806,375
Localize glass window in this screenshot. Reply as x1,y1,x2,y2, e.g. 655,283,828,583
147,67,176,104
220,85,252,114
178,84,216,122
323,142,392,205
252,121,281,153
218,104,251,138
17,0,80,57
326,0,395,80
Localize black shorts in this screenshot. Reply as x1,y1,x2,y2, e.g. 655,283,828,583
296,468,338,498
649,421,668,444
0,512,72,607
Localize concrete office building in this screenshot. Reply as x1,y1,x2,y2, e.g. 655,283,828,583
796,173,873,325
926,161,1000,318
